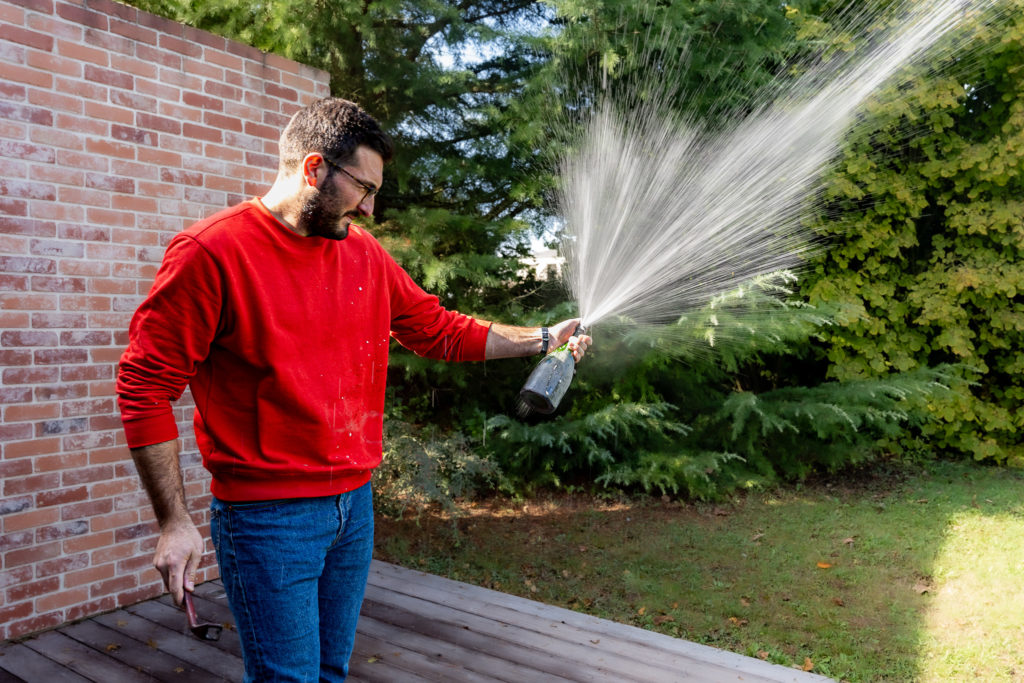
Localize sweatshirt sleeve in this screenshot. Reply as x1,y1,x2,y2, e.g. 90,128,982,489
117,235,224,448
386,255,491,362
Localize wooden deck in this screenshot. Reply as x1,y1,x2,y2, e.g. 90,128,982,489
0,560,833,682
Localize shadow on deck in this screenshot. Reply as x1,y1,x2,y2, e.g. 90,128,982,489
0,560,833,682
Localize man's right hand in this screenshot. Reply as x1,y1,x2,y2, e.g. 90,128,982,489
154,519,205,605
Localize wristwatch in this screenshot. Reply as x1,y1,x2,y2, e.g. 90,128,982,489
540,326,549,354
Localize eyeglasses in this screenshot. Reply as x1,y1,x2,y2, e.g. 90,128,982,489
322,156,379,204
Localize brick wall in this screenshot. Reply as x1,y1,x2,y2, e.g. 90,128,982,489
0,0,330,641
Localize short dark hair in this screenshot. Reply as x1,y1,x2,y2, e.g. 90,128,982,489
278,97,394,172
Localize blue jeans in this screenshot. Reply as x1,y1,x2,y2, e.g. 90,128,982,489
210,483,374,682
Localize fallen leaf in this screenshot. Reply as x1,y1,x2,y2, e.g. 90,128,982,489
713,507,729,516
146,639,158,649
105,643,120,652
842,537,855,546
653,615,674,625
671,602,679,609
590,639,600,644
802,657,814,671
740,597,751,607
174,667,184,674
757,650,769,660
750,532,765,542
915,499,928,504
116,619,128,627
367,655,383,664
832,597,845,607
914,582,930,595
728,616,748,627
816,562,833,569
578,545,587,553
637,606,646,616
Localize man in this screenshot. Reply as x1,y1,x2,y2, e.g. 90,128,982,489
117,97,590,681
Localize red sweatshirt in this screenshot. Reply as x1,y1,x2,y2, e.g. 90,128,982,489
117,199,491,501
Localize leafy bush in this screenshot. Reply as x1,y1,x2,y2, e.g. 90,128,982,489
375,421,503,518
483,274,959,498
804,2,1024,463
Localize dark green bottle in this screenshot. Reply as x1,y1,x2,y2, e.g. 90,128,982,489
518,341,577,415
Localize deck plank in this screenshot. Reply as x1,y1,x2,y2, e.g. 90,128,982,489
1,560,835,682
0,642,90,682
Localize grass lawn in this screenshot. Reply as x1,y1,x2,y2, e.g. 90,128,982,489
374,461,1024,682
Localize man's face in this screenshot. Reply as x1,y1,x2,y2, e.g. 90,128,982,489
298,145,384,241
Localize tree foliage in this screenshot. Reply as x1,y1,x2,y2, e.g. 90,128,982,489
804,1,1024,464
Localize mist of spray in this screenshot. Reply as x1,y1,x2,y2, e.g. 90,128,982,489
557,0,997,336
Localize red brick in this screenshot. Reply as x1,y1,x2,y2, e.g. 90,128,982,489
64,595,116,623
36,519,89,542
64,562,114,588
35,551,89,579
36,484,87,507
89,413,122,431
4,472,60,498
109,16,156,45
35,203,85,223
111,195,158,213
60,259,109,276
2,403,60,423
85,26,135,58
89,572,135,597
63,428,116,450
58,294,111,312
0,256,56,274
0,179,56,201
182,121,221,144
36,585,89,611
84,172,134,194
0,601,34,626
0,139,54,163
54,75,108,104
62,464,113,486
25,10,80,41
60,224,109,242
4,539,61,567
0,24,54,52
7,612,65,640
0,100,54,126
35,383,89,401
0,387,33,404
30,311,87,327
29,126,85,152
26,53,82,83
4,436,60,459
90,508,138,533
31,276,86,294
2,62,53,89
0,275,29,292
159,32,202,58
61,330,111,346
84,99,132,125
0,566,34,591
35,348,90,365
84,136,135,160
65,529,113,554
110,123,156,146
0,530,34,552
56,2,108,30
6,576,59,604
55,150,106,174
2,329,57,346
0,422,33,442
136,111,180,135
115,581,163,607
34,452,88,473
3,366,60,384
135,43,179,70
60,364,112,381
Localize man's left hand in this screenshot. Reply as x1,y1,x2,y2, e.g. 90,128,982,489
548,318,592,362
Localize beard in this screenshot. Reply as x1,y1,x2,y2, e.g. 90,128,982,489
297,176,355,241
